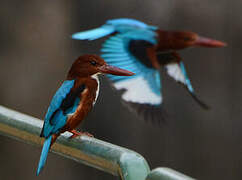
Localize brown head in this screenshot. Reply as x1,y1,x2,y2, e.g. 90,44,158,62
156,30,226,51
67,54,134,79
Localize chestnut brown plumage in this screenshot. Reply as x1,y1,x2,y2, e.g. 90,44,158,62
36,54,134,175
71,18,226,124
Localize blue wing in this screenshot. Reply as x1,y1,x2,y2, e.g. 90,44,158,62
41,80,79,137
106,18,158,32
72,18,161,105
72,18,164,122
37,80,83,175
72,25,115,40
72,18,158,41
101,29,162,106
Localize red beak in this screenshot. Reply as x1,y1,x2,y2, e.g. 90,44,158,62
98,65,135,76
194,36,227,47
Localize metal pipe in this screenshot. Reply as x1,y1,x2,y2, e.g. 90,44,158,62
0,105,150,180
0,105,195,180
146,168,195,180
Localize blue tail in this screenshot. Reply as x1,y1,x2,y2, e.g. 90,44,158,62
72,25,115,41
36,136,52,176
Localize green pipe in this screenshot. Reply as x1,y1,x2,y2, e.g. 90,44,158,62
0,105,195,180
0,105,150,180
146,168,195,180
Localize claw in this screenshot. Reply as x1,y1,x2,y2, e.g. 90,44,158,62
69,129,94,139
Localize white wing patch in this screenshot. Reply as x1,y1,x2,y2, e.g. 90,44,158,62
114,77,162,105
166,63,186,84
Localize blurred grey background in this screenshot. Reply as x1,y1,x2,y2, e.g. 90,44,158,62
0,0,241,179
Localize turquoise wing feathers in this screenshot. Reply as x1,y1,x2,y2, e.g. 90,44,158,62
100,31,162,105
71,18,210,121
72,18,158,41
71,18,164,122
41,80,75,137
72,18,162,106
37,80,79,176
72,25,115,40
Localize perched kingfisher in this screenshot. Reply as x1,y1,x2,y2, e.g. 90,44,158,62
36,54,134,175
72,18,226,122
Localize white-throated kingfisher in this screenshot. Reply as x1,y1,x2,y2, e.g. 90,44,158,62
72,18,226,122
36,54,134,175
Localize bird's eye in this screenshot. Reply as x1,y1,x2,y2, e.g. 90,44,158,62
184,37,191,41
90,60,97,66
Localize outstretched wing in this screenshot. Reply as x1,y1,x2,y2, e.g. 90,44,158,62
165,61,209,109
101,30,165,123
72,18,157,41
72,18,164,122
72,25,115,41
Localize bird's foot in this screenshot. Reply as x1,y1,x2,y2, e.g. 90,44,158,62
69,129,94,139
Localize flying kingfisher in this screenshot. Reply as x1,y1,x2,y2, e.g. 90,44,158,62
36,54,134,175
72,18,226,122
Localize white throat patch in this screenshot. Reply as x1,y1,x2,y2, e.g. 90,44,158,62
91,74,100,105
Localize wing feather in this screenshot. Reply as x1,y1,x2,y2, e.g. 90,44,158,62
165,62,209,109
41,81,87,137
101,30,164,122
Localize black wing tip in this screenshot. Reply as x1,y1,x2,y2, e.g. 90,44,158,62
190,93,211,110
122,100,168,126
179,82,211,110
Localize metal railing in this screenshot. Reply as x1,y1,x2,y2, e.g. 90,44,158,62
0,105,195,180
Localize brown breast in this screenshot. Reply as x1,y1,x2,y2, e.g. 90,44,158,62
63,76,99,131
